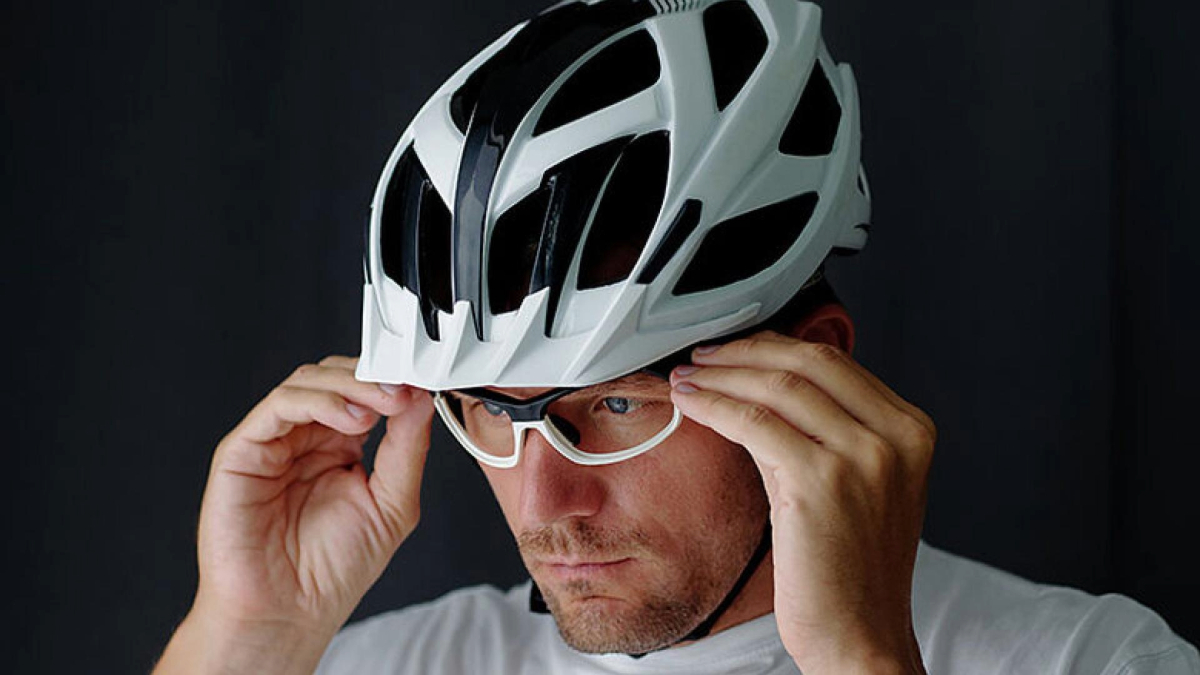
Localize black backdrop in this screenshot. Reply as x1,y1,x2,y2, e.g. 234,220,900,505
4,0,1198,672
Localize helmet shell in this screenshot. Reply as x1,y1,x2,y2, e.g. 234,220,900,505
358,0,870,388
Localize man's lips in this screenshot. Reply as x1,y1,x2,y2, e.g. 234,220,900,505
539,557,633,578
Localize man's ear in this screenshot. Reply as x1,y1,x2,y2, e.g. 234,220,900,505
782,303,856,355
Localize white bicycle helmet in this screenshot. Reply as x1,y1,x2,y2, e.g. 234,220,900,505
356,0,870,390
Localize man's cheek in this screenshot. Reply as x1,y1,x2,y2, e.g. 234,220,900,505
479,467,524,534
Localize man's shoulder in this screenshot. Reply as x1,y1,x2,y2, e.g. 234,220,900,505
343,581,531,634
316,582,540,674
914,540,1199,673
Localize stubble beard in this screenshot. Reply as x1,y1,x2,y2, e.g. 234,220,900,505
519,516,757,655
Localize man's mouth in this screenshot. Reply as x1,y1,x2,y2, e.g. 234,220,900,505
540,557,633,579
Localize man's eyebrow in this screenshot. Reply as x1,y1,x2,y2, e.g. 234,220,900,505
584,375,668,396
453,374,667,400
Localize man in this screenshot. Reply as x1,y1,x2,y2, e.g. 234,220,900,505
154,0,1198,673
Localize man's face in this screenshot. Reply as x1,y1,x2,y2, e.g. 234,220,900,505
477,375,770,655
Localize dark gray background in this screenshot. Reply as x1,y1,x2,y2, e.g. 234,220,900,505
4,0,1198,672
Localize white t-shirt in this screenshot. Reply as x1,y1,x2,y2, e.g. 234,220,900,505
316,540,1199,674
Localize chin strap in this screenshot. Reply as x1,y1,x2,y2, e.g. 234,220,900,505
672,520,773,646
530,579,550,613
528,520,773,657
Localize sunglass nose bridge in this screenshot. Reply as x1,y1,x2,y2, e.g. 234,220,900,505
514,423,579,466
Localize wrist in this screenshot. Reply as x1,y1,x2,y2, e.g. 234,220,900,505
787,627,926,675
792,651,925,675
154,606,337,675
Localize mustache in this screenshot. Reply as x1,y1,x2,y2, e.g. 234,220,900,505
517,520,652,560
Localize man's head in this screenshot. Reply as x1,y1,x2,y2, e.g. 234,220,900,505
355,0,869,652
478,292,855,653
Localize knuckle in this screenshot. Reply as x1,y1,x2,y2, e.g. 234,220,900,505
860,430,893,458
816,452,853,486
765,370,807,395
901,416,936,449
769,487,808,516
263,384,290,407
256,439,292,470
804,341,844,364
857,432,894,477
271,383,305,402
919,412,939,444
738,403,774,428
289,363,319,381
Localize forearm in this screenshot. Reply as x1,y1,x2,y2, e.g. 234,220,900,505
153,609,335,675
790,627,927,675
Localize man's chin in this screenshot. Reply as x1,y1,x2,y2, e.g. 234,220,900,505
555,593,627,609
540,582,703,655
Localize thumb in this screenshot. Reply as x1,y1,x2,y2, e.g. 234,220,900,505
368,388,435,542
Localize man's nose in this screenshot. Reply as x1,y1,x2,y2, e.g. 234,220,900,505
517,426,606,527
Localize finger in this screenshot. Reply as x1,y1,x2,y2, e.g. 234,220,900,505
283,362,411,417
741,332,936,439
693,336,923,450
669,382,822,473
233,386,381,449
368,389,435,541
290,430,368,482
671,365,865,451
208,430,370,509
318,354,360,371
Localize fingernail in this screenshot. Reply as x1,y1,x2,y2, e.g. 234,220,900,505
347,403,369,419
380,383,401,396
674,382,698,394
674,365,700,377
693,345,719,356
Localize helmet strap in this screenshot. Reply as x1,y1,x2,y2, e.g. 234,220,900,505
671,519,773,646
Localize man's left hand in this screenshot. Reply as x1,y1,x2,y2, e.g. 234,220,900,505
669,331,935,675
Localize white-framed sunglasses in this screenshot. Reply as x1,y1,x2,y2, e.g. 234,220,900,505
427,305,819,469
433,369,683,469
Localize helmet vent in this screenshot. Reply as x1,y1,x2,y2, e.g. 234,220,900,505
449,50,505,135
533,29,661,137
379,146,453,340
702,0,768,112
649,0,716,14
488,184,553,315
673,192,820,295
577,131,670,290
779,62,841,156
636,199,704,285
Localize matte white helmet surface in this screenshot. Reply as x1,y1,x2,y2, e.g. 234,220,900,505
357,0,871,389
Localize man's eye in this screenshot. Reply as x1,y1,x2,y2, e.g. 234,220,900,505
481,401,506,417
602,397,639,414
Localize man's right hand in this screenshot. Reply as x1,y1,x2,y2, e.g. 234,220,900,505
154,355,434,675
